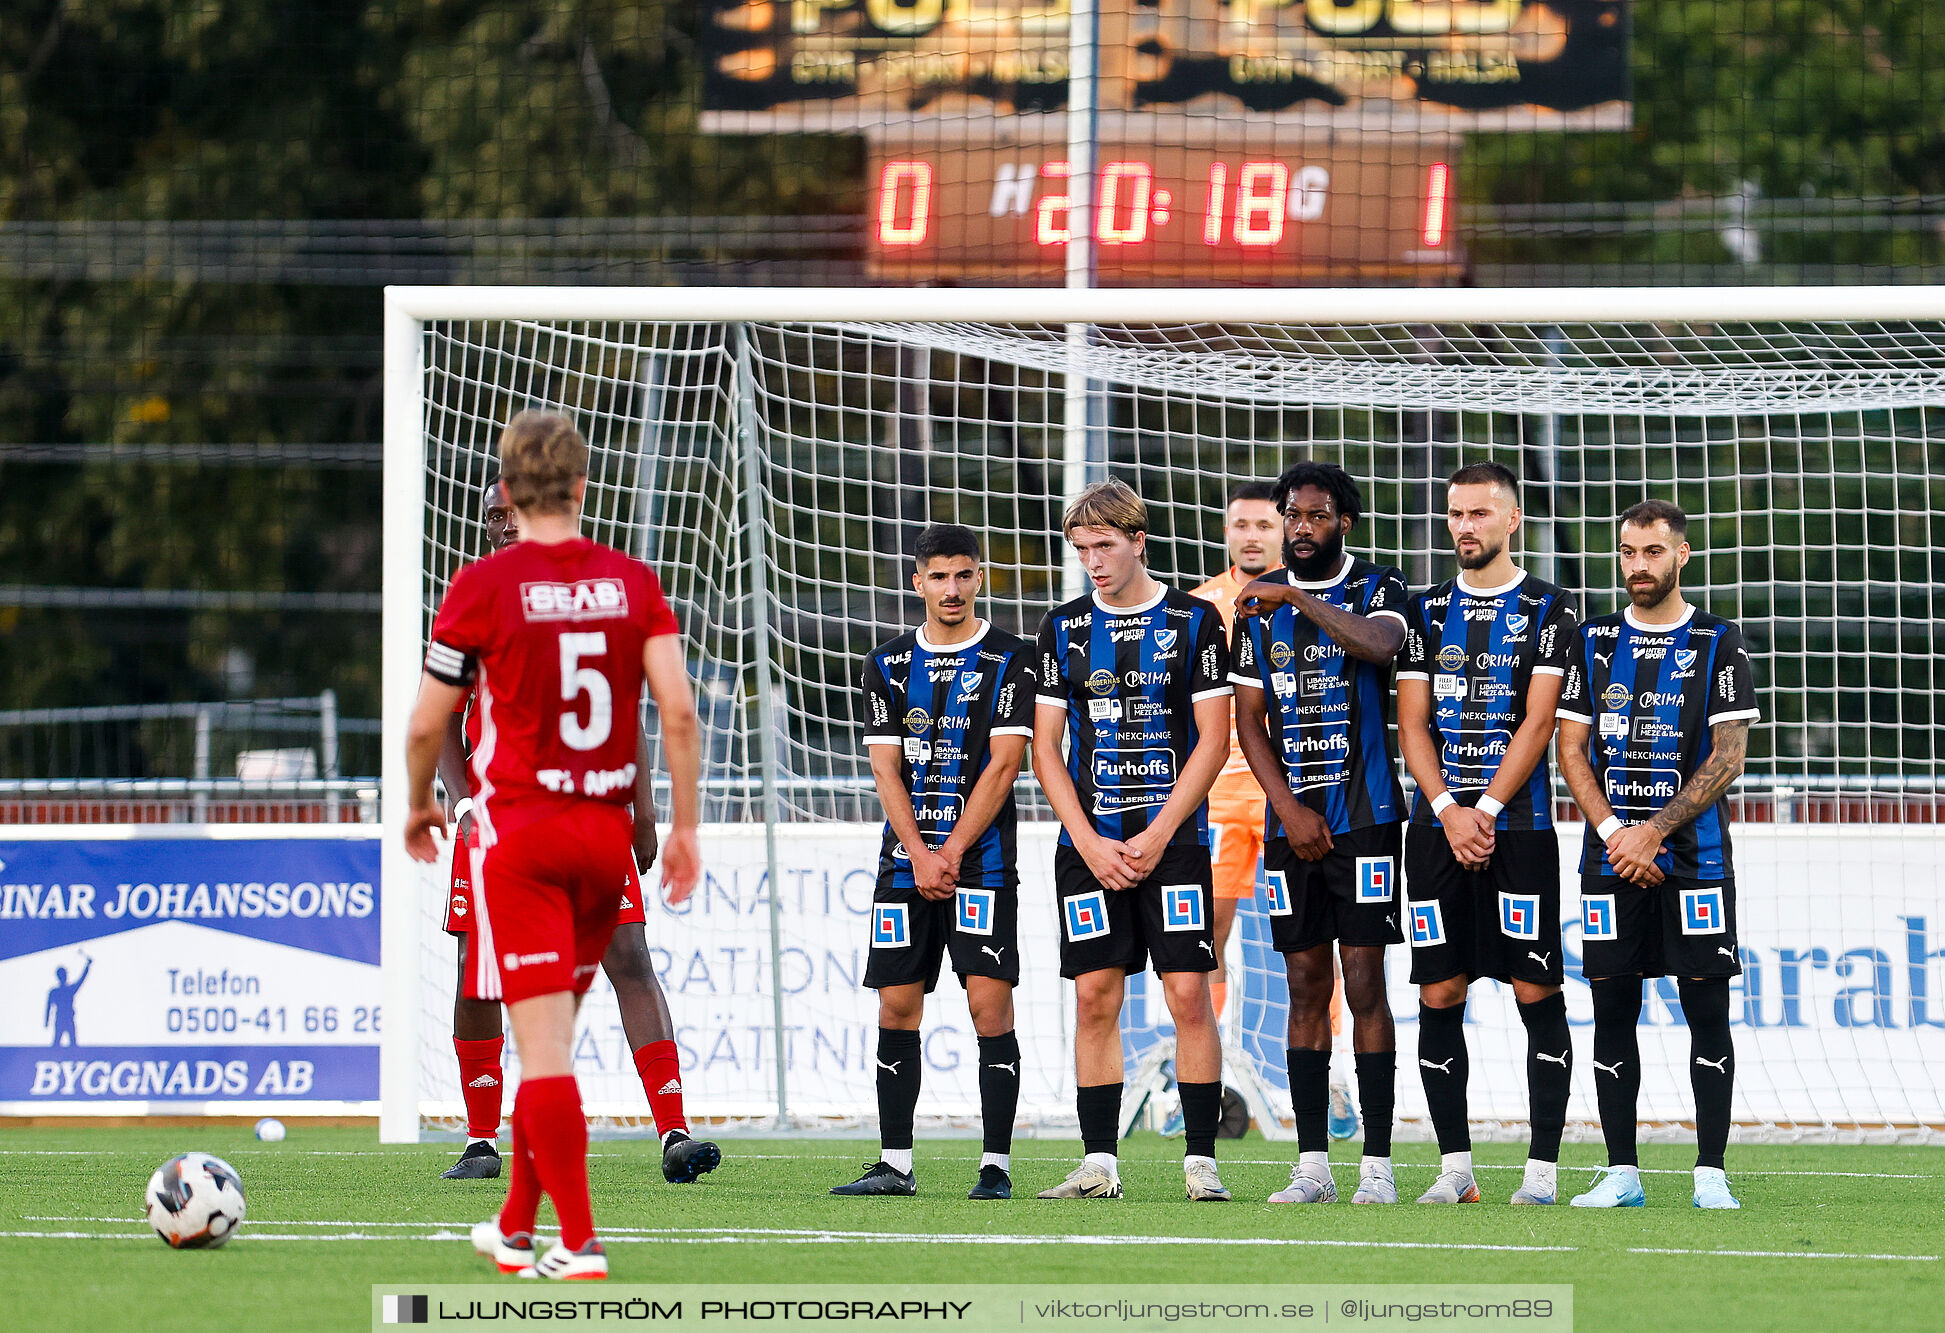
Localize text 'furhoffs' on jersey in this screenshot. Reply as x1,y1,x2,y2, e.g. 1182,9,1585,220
1036,586,1231,848
1399,570,1579,830
1557,604,1761,881
862,621,1035,887
1230,557,1407,838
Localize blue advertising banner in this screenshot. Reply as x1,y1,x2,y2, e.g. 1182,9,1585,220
0,836,381,1109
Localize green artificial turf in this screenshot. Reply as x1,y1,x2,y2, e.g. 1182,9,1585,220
4,1126,1937,1332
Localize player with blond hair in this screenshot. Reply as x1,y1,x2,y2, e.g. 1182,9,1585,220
406,410,702,1279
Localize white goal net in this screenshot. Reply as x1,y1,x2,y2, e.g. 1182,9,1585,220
381,288,1945,1145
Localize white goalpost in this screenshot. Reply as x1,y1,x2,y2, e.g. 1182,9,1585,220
381,286,1945,1146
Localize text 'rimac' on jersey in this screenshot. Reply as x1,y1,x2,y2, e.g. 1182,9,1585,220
1229,556,1407,838
1398,570,1579,831
1035,584,1231,848
861,620,1035,888
1557,603,1760,881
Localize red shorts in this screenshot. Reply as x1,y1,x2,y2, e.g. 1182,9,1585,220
464,803,636,1005
446,824,645,934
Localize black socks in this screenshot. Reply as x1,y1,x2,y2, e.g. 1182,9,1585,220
1416,1002,1471,1154
875,1027,922,1152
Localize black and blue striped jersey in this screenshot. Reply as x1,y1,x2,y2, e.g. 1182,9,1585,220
1556,605,1760,881
862,621,1035,888
1399,571,1579,832
1229,557,1409,837
1035,585,1232,848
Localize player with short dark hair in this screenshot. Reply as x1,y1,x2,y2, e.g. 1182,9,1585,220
834,524,1034,1201
407,410,704,1280
1556,501,1758,1210
1231,461,1406,1206
435,479,720,1188
1034,480,1234,1203
1396,463,1579,1206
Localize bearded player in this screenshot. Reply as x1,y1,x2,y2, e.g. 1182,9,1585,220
1556,500,1757,1211
407,410,703,1279
1396,462,1579,1206
1232,461,1406,1206
436,478,719,1187
1190,482,1358,1142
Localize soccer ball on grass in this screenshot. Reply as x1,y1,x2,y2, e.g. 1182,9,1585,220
144,1152,246,1248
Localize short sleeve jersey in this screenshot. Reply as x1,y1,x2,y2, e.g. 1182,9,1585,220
861,622,1035,888
1398,571,1578,831
425,538,679,840
1556,605,1760,880
1035,585,1231,849
1230,557,1408,837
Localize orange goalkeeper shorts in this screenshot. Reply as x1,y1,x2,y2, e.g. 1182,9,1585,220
1207,784,1267,902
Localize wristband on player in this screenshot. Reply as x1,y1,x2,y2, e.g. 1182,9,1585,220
1429,791,1457,817
1596,815,1624,841
1476,794,1505,818
452,797,474,823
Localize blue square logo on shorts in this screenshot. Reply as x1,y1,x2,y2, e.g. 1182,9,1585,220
1499,892,1540,940
1162,885,1204,932
1356,856,1394,904
956,887,995,937
1680,886,1726,935
872,903,910,948
1263,870,1292,917
1064,890,1109,942
1582,893,1617,941
1409,901,1445,947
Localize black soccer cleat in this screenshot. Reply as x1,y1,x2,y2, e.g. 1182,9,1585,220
830,1161,916,1196
968,1165,1012,1200
661,1131,722,1184
441,1140,503,1180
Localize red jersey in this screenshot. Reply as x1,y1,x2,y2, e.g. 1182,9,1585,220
426,538,678,842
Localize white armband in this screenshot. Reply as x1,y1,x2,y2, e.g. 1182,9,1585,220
452,797,474,822
1476,794,1505,818
1596,815,1624,841
1429,791,1456,817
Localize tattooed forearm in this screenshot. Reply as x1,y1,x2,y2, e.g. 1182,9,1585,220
1648,719,1750,837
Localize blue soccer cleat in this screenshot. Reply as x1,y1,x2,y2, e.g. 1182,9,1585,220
1570,1165,1647,1208
1691,1167,1742,1210
1327,1079,1359,1141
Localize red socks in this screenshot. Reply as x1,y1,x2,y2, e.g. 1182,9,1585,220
454,1036,505,1139
512,1075,595,1250
498,1112,541,1238
633,1040,688,1136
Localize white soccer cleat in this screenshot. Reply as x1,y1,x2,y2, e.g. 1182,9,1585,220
1509,1181,1558,1205
1416,1169,1482,1204
1267,1165,1336,1204
1350,1160,1397,1204
1184,1158,1231,1202
527,1237,608,1280
1570,1165,1647,1208
1037,1161,1122,1199
1691,1167,1742,1210
471,1217,536,1275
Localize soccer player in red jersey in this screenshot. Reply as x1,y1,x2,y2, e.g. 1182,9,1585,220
437,478,720,1186
406,411,702,1281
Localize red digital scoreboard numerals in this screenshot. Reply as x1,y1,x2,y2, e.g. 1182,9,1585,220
877,160,933,247
868,152,1455,270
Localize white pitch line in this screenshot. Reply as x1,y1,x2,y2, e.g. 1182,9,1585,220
1628,1247,1937,1263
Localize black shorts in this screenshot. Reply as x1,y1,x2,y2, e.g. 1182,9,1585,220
1404,823,1564,986
862,873,1021,992
1577,874,1742,981
1262,823,1405,955
1053,841,1215,980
